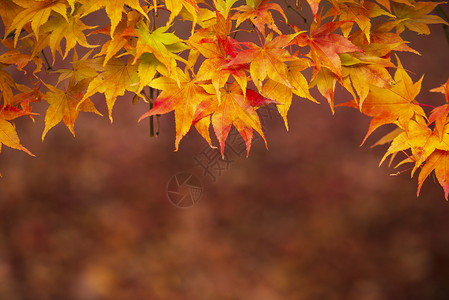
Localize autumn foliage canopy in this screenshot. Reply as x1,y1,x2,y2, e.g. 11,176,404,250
0,0,449,198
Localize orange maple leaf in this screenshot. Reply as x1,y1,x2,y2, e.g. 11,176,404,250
224,32,299,90
233,0,287,36
138,71,215,150
211,82,270,157
293,17,363,78
0,38,45,75
430,78,449,103
418,150,449,200
305,0,322,18
341,57,426,144
330,0,393,42
189,12,248,98
379,116,449,170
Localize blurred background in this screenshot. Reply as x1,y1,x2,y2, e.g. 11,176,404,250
1,2,449,299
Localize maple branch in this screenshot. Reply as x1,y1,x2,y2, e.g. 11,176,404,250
232,27,255,39
283,0,309,27
41,50,53,71
233,25,240,39
147,4,159,137
149,87,158,137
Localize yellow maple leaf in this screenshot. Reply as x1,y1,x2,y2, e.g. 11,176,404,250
41,13,98,60
42,79,102,140
6,0,68,46
81,58,139,122
78,0,148,37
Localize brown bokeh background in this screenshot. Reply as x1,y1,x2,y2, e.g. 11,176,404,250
1,2,449,299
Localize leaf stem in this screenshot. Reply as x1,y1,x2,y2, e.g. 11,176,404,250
283,0,309,28
416,102,436,109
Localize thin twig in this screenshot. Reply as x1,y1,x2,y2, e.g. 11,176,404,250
149,87,155,137
283,0,309,28
41,50,53,71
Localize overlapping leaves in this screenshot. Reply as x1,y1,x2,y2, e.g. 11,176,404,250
0,0,449,199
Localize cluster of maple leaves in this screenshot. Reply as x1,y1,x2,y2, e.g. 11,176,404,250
0,0,448,198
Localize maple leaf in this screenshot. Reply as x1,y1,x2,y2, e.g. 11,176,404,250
379,116,445,168
189,12,248,97
163,0,200,27
197,58,248,101
288,58,316,102
374,0,415,12
214,0,239,19
305,0,323,18
0,105,35,157
77,0,148,37
310,67,338,112
211,82,269,157
42,79,102,140
427,79,449,138
393,1,449,35
339,30,402,107
365,21,421,54
41,12,97,60
0,36,46,75
188,27,224,59
0,65,20,106
55,50,101,84
338,23,419,107
224,32,299,90
90,17,138,66
418,150,449,200
81,58,139,122
6,0,68,46
293,18,363,78
371,126,404,148
430,78,449,102
192,97,219,146
340,57,426,144
262,58,316,129
262,79,292,129
428,105,449,140
138,71,215,150
132,23,188,76
0,0,22,33
330,0,393,42
234,0,287,36
136,53,166,94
